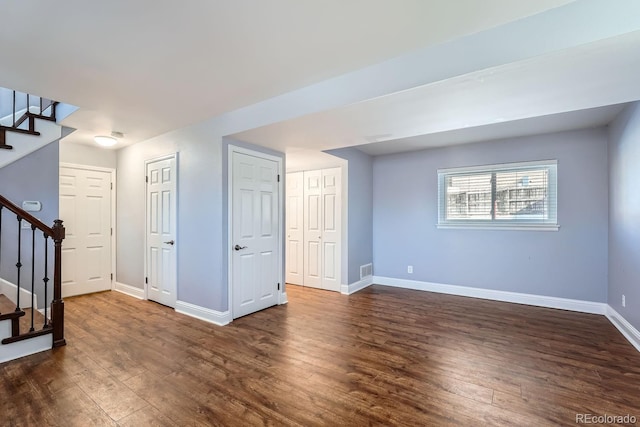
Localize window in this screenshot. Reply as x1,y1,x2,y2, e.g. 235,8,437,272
437,160,558,230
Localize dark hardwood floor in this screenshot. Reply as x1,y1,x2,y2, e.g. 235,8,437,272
1,284,639,426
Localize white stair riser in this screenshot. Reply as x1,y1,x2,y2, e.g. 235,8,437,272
0,319,51,363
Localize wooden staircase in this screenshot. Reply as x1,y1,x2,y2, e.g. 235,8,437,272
0,192,66,363
0,91,58,150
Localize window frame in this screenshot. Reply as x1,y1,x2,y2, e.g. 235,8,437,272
437,160,559,231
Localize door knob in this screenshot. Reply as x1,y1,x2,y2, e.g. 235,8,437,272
164,240,175,245
234,244,248,251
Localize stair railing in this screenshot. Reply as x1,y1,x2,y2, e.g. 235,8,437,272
0,194,65,347
1,90,57,150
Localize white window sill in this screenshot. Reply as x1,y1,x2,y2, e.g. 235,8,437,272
437,223,560,231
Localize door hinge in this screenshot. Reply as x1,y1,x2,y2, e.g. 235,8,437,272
277,282,280,290
145,277,148,284
110,182,113,190
111,273,113,281
277,174,280,182
110,227,113,236
145,176,148,183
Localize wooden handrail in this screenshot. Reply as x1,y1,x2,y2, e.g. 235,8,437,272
0,195,54,237
0,194,66,348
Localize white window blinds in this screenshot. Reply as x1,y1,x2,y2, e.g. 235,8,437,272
438,160,558,230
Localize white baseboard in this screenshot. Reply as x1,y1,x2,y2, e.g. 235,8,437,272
175,300,231,326
113,282,145,300
372,276,607,315
341,276,373,295
0,278,38,309
606,306,640,353
279,291,288,305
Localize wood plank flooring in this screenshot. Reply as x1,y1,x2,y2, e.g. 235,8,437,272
1,284,639,426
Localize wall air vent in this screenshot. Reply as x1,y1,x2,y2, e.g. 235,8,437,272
360,263,373,280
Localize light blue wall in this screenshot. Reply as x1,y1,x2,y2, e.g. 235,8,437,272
112,1,640,314
0,142,59,308
326,147,373,285
608,102,640,330
60,142,117,169
116,127,224,310
373,128,609,302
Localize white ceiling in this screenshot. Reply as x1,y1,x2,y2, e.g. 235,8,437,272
234,30,640,161
0,0,571,148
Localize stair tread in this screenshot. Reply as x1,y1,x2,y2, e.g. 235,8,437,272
0,294,47,333
0,294,14,313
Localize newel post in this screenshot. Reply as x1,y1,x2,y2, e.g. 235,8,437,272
51,219,66,347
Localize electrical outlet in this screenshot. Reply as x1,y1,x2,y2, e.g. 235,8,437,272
407,265,413,274
622,295,626,308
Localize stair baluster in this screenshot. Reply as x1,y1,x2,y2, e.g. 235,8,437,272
15,217,22,312
1,89,57,151
0,195,65,347
29,226,35,332
43,235,49,329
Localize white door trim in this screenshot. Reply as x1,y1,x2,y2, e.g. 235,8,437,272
227,145,285,320
143,153,178,302
59,162,116,290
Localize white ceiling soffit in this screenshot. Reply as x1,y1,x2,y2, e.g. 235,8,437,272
233,30,640,156
286,150,347,173
357,104,626,156
0,0,571,148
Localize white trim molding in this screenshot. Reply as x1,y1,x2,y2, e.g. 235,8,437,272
0,278,38,309
341,277,373,295
279,292,288,305
606,306,640,353
175,300,231,326
113,282,145,300
372,276,606,315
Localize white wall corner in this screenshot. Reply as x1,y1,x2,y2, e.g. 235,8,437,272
175,300,231,326
341,276,373,295
606,306,640,353
372,276,607,315
113,282,145,300
0,278,37,309
279,292,288,305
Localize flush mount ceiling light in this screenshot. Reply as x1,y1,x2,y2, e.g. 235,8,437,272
94,135,117,147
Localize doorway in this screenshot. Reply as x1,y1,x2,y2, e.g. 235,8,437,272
286,167,342,292
59,164,115,297
229,146,284,319
145,154,177,308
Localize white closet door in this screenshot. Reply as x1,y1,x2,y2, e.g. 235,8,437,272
286,172,304,285
303,168,341,291
60,166,112,297
320,168,341,292
303,170,322,289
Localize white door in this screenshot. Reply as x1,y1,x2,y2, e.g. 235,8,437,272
232,151,280,319
303,170,322,289
285,172,304,285
146,155,177,308
320,168,341,292
60,166,112,297
303,168,341,292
